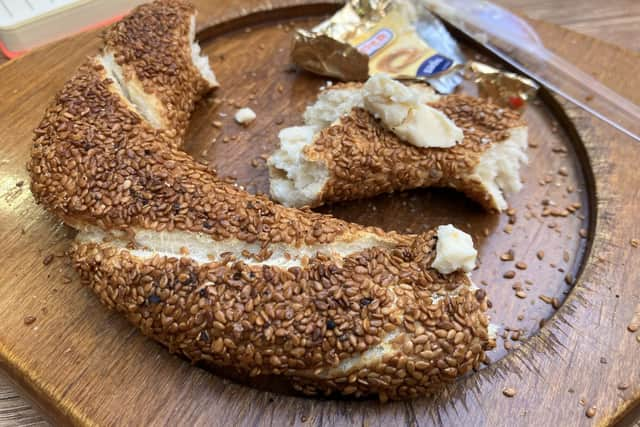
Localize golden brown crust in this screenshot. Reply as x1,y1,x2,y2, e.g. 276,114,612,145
305,96,525,211
27,0,493,400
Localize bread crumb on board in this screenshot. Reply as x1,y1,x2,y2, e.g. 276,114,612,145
235,107,256,125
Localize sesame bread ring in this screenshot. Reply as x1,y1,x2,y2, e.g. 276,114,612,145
28,0,494,400
268,80,528,212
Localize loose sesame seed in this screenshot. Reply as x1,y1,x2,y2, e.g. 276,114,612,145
515,261,527,270
564,273,574,285
502,387,517,397
500,250,515,261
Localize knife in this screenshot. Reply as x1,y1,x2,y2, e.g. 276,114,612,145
424,0,640,143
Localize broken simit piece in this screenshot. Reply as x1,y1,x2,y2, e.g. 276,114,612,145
268,74,528,212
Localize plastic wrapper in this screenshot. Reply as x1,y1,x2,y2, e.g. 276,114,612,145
467,61,538,109
291,0,465,93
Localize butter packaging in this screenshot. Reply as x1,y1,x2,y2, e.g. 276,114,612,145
468,61,538,109
291,0,465,93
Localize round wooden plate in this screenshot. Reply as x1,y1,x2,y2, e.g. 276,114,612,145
1,1,639,426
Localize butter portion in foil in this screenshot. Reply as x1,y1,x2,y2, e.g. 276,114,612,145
468,61,538,109
292,0,465,93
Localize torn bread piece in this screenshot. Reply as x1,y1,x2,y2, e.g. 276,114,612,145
269,75,528,211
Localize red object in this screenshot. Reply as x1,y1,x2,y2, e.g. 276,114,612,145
508,96,524,109
0,13,126,60
0,42,24,59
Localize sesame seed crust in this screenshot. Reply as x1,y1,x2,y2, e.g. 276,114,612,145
27,0,493,400
304,94,525,211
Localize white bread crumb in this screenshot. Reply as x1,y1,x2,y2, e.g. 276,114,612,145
235,107,256,124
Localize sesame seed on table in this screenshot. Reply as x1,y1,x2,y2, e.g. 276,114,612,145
1,0,640,426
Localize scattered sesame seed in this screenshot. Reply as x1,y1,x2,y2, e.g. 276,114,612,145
515,261,527,270
500,250,515,262
43,254,54,265
502,387,517,397
585,407,596,418
503,270,516,279
24,315,36,325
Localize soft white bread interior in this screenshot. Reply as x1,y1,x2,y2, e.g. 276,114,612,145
99,53,167,129
471,126,528,211
75,224,400,270
268,125,328,207
189,15,218,87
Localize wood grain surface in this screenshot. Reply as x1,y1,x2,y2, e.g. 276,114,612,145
0,0,639,426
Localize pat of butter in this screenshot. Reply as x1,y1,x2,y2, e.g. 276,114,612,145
431,224,477,274
363,74,463,148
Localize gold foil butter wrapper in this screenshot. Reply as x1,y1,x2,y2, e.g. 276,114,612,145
291,0,466,94
468,61,538,109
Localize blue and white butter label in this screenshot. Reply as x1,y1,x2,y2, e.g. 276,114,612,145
417,54,454,77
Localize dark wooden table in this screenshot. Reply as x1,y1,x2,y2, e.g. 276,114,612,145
0,0,638,425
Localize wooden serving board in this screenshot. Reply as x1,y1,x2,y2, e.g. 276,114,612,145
0,1,639,425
